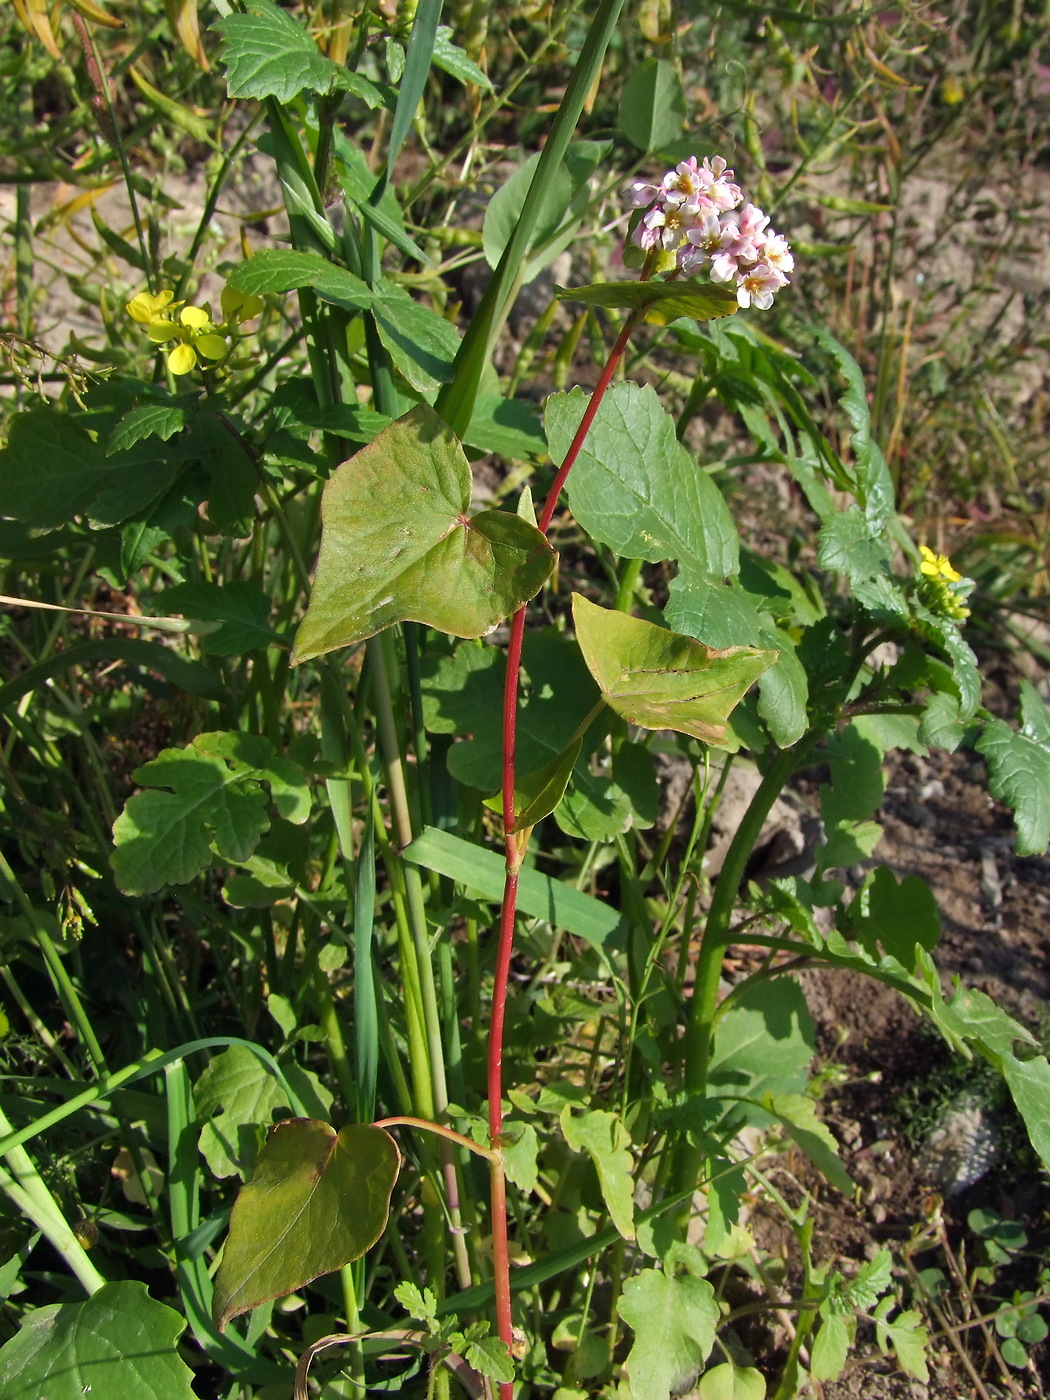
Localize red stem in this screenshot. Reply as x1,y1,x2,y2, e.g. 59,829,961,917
486,309,644,1397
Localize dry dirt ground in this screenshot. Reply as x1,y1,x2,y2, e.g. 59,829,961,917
780,742,1050,1400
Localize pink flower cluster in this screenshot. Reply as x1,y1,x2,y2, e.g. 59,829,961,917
624,156,793,310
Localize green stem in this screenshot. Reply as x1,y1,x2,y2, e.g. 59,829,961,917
0,1104,105,1296
681,732,821,1099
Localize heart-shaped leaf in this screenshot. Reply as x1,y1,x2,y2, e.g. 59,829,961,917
572,595,774,746
213,1118,400,1329
556,279,738,325
293,406,556,661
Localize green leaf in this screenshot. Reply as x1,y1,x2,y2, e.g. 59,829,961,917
924,978,1050,1174
195,1044,333,1180
433,25,493,90
487,738,583,829
709,980,815,1105
618,58,686,151
619,1269,719,1400
0,1281,196,1399
572,595,774,746
163,582,278,656
111,732,311,896
976,681,1050,854
213,1119,400,1330
560,1107,635,1240
816,506,890,584
556,279,739,326
764,1094,851,1194
697,1361,767,1400
919,691,972,753
874,1307,929,1382
0,637,222,709
666,578,808,747
810,1314,850,1381
501,1121,540,1194
911,602,981,719
483,141,609,284
215,0,366,102
106,402,187,455
293,407,555,660
225,249,372,310
547,383,739,576
402,824,627,949
817,723,885,871
372,280,461,393
848,866,940,964
462,1334,514,1383
464,394,546,459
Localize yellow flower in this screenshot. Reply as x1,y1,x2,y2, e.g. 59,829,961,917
126,289,175,324
919,545,962,583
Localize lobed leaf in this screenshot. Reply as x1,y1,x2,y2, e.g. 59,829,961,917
560,1107,635,1240
111,732,310,895
976,681,1050,854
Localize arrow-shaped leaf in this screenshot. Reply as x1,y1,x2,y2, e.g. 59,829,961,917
293,406,556,661
213,1119,400,1330
572,595,775,746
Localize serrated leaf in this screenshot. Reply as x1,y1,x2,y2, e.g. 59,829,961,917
463,1335,515,1383
106,402,187,455
619,1269,719,1400
572,595,774,746
547,383,739,576
215,0,362,102
213,1119,400,1329
433,25,493,90
111,731,311,895
765,1093,851,1194
293,406,555,661
810,1314,850,1381
816,506,890,584
195,1044,333,1180
842,1250,893,1311
697,1361,766,1400
618,57,686,151
560,1107,635,1240
225,249,372,309
501,1121,539,1194
911,602,981,719
976,682,1050,854
556,279,739,326
372,281,461,393
0,1281,196,1399
163,581,278,656
848,866,940,963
